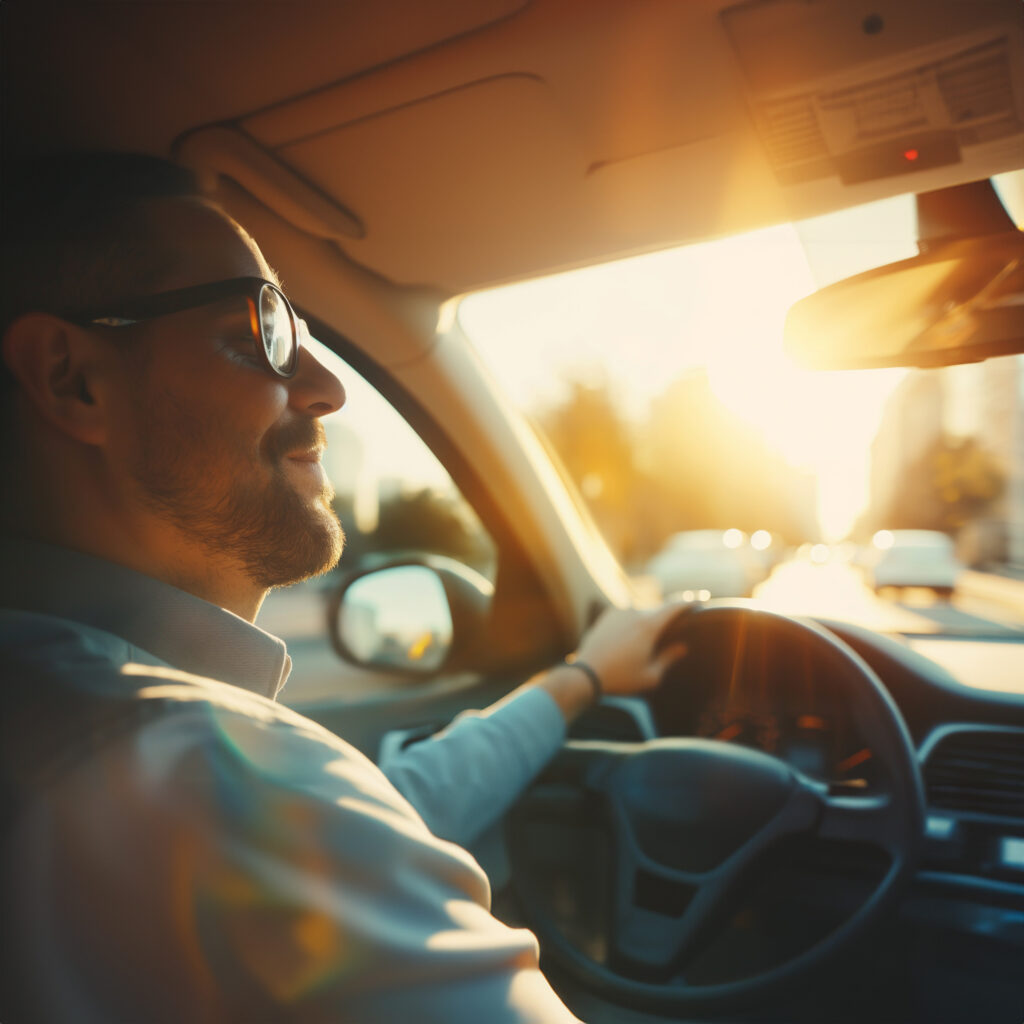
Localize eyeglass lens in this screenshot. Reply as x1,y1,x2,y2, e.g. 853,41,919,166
259,285,297,375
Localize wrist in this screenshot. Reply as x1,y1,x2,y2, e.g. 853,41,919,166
537,660,600,724
562,656,602,702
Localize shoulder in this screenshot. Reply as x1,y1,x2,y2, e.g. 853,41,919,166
0,607,137,673
0,606,295,730
0,606,311,725
0,608,391,827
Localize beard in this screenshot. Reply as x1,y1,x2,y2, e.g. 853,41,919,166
131,394,345,589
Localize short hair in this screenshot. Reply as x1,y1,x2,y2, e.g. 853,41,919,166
0,151,201,370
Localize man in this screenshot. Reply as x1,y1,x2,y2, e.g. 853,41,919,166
0,152,687,1022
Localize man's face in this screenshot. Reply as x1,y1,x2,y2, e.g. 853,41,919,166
111,199,346,589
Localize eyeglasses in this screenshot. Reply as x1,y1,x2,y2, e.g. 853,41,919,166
67,276,303,378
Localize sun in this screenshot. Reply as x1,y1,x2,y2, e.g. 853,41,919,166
461,204,915,540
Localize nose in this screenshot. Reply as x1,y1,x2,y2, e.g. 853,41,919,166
287,323,346,416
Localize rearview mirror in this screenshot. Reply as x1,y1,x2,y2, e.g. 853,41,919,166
785,180,1024,370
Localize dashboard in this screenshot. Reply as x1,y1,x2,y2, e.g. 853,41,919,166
567,614,1024,887
643,612,881,787
689,704,875,786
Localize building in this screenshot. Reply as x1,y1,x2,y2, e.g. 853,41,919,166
867,355,1024,568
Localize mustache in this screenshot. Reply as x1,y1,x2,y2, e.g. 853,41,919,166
266,419,327,461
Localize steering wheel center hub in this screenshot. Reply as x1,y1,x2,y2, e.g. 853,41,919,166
606,739,796,873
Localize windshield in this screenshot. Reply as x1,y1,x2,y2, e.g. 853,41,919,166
460,177,1024,640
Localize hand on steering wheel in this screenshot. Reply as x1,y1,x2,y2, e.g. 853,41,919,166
572,603,692,698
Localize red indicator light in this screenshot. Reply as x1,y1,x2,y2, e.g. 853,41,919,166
903,148,919,161
796,714,826,731
837,747,873,773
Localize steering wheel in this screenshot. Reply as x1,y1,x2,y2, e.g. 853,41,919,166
508,606,925,1017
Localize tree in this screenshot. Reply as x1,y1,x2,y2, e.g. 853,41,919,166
870,434,1006,533
640,371,818,547
534,371,818,568
369,487,494,572
536,378,644,561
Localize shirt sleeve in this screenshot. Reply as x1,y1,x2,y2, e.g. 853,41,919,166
379,685,568,847
4,680,582,1024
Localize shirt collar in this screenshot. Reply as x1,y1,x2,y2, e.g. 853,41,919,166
0,537,291,700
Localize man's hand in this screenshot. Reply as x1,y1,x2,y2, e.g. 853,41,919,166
538,603,691,723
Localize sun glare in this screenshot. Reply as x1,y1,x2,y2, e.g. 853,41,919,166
460,198,918,541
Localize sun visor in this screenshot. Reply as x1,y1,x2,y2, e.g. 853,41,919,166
175,126,366,242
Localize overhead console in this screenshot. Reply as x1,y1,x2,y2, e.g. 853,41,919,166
723,0,1024,188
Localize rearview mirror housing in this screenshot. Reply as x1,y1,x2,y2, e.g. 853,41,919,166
785,180,1024,370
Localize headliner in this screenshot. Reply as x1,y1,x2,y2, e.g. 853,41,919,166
4,0,1022,294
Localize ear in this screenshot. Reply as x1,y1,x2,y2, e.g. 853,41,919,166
1,313,113,446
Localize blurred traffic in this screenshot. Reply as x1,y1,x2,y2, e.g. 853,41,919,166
636,528,1023,639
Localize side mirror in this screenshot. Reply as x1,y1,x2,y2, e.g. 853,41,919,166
329,557,493,675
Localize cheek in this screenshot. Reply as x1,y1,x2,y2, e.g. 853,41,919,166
102,362,162,466
228,379,291,464
152,347,291,464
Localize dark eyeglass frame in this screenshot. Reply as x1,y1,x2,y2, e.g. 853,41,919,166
66,276,302,379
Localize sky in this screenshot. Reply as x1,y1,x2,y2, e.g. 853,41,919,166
459,195,922,540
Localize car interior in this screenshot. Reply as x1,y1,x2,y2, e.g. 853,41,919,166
3,1,1023,1021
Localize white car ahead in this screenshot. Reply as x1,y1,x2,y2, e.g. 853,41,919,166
646,529,764,599
865,529,964,597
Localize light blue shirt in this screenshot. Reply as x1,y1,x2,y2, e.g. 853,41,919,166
0,539,579,1023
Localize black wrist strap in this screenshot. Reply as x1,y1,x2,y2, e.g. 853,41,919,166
563,657,602,702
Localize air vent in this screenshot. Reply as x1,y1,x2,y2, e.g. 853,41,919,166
756,94,828,168
937,39,1015,127
731,2,1024,188
924,729,1024,819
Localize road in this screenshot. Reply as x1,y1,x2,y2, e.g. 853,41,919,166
752,560,1024,637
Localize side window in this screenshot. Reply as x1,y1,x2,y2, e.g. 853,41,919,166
259,338,496,705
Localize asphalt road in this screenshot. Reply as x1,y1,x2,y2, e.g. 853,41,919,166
752,560,1024,637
